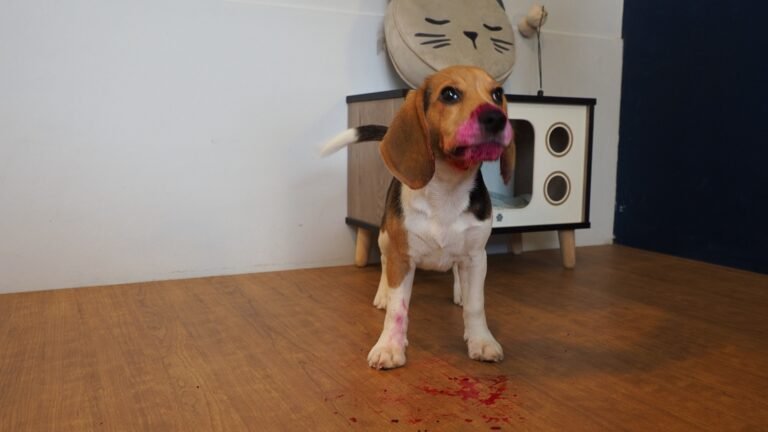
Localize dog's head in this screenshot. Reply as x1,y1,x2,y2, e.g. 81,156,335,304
380,65,516,190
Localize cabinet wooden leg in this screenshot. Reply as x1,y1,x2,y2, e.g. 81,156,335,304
558,230,576,269
354,228,373,267
507,233,523,255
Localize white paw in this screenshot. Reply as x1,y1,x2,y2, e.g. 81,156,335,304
467,336,504,362
367,342,406,369
373,288,388,310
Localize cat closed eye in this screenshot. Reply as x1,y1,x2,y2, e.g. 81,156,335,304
483,24,503,32
425,17,450,25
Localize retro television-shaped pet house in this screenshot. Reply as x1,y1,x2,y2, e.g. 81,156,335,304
345,90,596,268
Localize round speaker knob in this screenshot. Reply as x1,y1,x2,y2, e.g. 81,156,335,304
544,171,570,205
546,123,572,156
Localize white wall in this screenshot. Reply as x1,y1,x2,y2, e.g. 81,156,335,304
0,0,622,293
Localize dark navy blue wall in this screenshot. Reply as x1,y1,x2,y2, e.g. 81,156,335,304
616,1,768,273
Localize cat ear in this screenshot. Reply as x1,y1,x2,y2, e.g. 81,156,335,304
500,121,516,184
380,88,435,190
496,0,505,10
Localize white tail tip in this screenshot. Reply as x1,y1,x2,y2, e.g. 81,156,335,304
319,128,358,157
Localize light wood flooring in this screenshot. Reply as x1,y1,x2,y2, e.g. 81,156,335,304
1,245,767,431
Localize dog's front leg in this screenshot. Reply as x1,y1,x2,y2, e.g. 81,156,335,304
459,251,504,362
367,265,415,369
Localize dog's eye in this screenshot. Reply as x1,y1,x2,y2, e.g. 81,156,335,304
440,87,461,104
491,87,504,105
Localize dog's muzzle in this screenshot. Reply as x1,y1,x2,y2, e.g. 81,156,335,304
450,104,513,167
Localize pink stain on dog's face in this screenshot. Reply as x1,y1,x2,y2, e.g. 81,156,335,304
500,116,513,146
451,104,513,170
462,144,504,162
455,104,513,148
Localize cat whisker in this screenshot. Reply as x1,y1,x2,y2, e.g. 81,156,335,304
432,42,451,49
490,37,514,46
494,48,506,54
420,38,452,45
493,43,511,51
415,33,446,38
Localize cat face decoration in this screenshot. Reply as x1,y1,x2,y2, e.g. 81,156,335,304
384,0,516,88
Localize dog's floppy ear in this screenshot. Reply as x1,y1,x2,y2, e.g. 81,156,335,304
380,88,434,190
500,121,516,184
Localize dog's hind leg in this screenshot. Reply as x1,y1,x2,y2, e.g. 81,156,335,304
373,254,389,309
373,232,390,309
452,264,463,306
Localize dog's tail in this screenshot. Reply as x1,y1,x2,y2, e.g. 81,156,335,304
320,125,388,156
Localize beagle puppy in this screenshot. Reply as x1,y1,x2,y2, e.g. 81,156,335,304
322,66,515,369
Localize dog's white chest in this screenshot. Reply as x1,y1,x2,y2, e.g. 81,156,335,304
403,186,490,272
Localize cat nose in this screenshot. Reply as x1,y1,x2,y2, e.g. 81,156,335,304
478,109,507,134
463,31,478,43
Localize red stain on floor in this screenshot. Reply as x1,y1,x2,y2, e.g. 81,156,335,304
417,375,509,406
415,374,521,427
324,370,522,428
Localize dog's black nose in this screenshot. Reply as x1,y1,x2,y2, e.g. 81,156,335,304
478,109,507,134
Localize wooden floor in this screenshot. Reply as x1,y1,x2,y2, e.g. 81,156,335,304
1,245,767,431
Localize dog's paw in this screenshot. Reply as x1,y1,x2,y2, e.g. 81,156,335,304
367,342,406,370
373,288,388,310
467,336,504,362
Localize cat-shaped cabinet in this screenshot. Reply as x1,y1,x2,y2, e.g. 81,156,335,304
346,90,596,268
